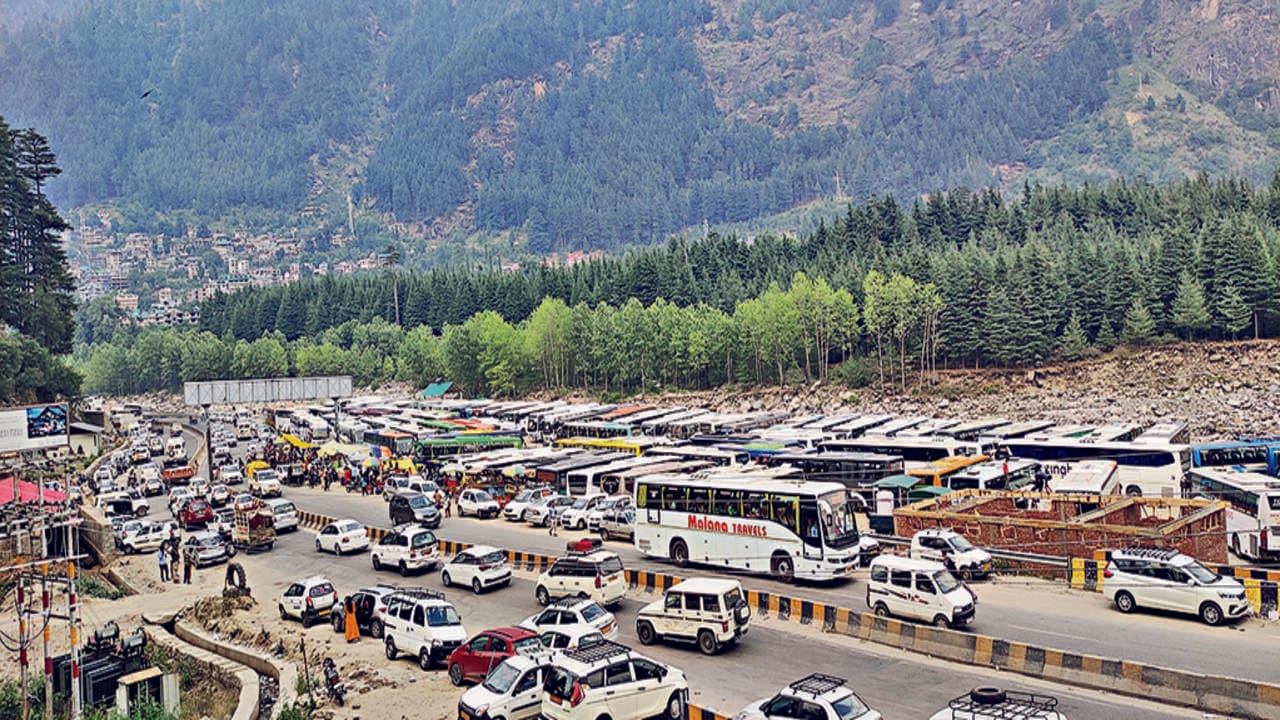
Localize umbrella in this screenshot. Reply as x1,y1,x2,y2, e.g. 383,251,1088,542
502,464,528,478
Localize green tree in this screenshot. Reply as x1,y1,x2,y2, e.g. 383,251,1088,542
1170,272,1211,340
1094,315,1117,351
1217,283,1252,338
1058,312,1090,360
1120,297,1157,345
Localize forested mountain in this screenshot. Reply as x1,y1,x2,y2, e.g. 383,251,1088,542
4,0,1279,253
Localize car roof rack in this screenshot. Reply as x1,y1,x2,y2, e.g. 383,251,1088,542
547,596,593,608
564,639,631,664
385,586,446,602
1118,547,1180,561
787,673,847,697
946,689,1058,720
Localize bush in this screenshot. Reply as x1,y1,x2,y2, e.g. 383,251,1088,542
79,575,124,600
831,356,873,388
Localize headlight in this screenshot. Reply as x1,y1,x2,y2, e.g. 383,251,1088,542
474,706,488,716
432,639,442,647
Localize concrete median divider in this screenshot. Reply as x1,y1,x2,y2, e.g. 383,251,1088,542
294,509,1280,718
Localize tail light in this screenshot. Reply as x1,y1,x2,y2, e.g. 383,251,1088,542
569,682,585,707
306,597,314,608
341,536,349,544
721,620,729,632
594,575,602,589
409,551,417,559
479,564,492,571
1103,569,1114,579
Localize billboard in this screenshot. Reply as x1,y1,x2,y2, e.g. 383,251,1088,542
183,376,353,406
0,403,69,452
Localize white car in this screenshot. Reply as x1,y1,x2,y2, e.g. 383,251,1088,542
442,545,512,593
167,487,193,513
910,529,993,581
371,524,441,576
219,465,244,485
559,493,608,530
208,484,231,506
503,488,552,521
587,495,632,532
540,641,687,720
927,688,1065,720
519,597,619,641
537,626,606,652
526,496,575,528
1103,547,1250,626
121,521,180,554
278,576,339,627
249,469,282,497
635,578,749,655
457,489,501,519
736,674,881,720
263,497,298,533
315,519,371,555
382,588,468,670
458,653,551,720
534,550,626,608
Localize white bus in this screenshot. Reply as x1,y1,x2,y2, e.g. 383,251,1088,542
633,473,863,582
1002,438,1190,497
1190,468,1280,562
1048,460,1120,495
819,436,986,470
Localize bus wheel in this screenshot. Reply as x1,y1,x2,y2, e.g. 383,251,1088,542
670,539,689,568
771,553,794,583
1125,485,1142,497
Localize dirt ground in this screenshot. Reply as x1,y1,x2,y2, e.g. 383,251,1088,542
1,554,455,720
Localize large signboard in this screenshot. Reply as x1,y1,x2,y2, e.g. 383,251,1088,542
183,376,353,406
0,403,69,452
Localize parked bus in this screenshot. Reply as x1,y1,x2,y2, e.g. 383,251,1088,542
1190,440,1278,469
1190,468,1280,562
1133,422,1190,446
646,444,750,467
414,434,523,459
766,452,905,486
554,436,667,456
634,473,863,582
1002,438,1190,497
819,436,986,469
533,452,631,494
599,459,713,496
1048,460,1120,495
907,455,991,487
361,429,416,456
938,458,1042,491
564,456,672,496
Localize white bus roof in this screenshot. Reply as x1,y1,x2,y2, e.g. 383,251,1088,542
897,418,962,437
980,420,1054,439
567,456,672,478
1133,422,1190,445
640,408,709,429
828,414,893,435
637,471,848,496
604,460,712,479
824,436,977,450
1077,424,1143,443
865,416,929,437
939,418,1012,438
1190,467,1280,489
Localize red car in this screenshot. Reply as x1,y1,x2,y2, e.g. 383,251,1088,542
177,498,214,529
446,626,542,686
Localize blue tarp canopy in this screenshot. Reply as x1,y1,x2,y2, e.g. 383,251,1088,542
419,382,454,398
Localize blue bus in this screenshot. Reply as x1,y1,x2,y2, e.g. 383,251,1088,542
1190,440,1279,470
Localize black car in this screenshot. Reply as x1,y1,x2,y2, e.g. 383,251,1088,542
331,585,397,638
388,491,441,529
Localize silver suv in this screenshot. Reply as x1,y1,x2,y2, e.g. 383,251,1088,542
1103,547,1250,626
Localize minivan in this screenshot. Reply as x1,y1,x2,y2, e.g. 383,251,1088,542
866,555,975,629
264,497,299,533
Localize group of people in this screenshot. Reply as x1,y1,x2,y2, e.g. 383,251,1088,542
155,531,193,585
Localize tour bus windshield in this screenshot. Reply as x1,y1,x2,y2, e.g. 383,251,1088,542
819,490,860,548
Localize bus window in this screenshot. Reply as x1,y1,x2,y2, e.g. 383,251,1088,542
743,491,764,519
637,483,651,509
662,485,685,512
800,503,821,546
713,489,742,517
688,487,711,515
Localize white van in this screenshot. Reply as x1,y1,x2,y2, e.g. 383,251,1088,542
866,555,976,629
264,497,298,532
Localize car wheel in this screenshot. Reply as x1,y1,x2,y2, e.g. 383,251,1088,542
933,615,950,629
315,539,323,553
665,691,685,720
226,545,237,558
670,539,689,568
301,611,314,629
697,630,719,655
372,555,382,571
535,586,550,606
331,613,343,634
637,621,657,645
370,619,384,639
399,561,410,577
958,567,973,582
873,603,889,618
448,663,464,686
384,637,397,660
278,604,288,620
442,571,452,587
577,519,586,530
418,647,432,671
1114,591,1137,614
472,578,482,594
600,528,610,541
771,553,795,583
1200,602,1224,626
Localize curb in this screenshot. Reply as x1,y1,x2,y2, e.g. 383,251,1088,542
173,620,298,720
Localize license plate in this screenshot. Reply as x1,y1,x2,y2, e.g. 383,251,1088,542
602,623,613,634
460,712,471,720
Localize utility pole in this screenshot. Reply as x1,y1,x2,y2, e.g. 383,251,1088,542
203,405,214,482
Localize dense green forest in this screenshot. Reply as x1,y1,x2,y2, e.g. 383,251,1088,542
76,173,1280,397
6,0,1273,253
0,116,80,404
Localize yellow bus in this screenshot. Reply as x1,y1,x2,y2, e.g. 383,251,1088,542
907,454,990,487
553,436,668,457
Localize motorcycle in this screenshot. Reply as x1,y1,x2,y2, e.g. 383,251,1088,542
322,657,345,707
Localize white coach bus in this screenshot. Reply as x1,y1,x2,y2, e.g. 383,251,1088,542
633,472,862,583
1190,467,1280,562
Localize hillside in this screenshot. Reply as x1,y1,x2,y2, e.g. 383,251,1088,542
2,0,1279,254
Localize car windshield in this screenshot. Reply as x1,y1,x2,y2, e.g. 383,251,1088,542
832,692,872,719
948,535,976,552
411,532,436,549
818,491,861,550
480,551,505,565
932,570,961,594
482,660,521,694
426,606,461,626
408,497,429,509
1183,560,1221,584
475,491,493,502
571,499,587,509
580,603,605,622
274,502,295,514
515,491,534,502
596,557,623,575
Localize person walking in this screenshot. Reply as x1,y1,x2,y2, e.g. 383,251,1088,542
548,508,559,537
183,549,193,584
157,546,170,583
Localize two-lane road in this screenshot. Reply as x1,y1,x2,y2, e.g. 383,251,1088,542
285,485,1280,687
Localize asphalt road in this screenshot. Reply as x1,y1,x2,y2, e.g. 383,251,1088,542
281,484,1280,687
227,520,1196,720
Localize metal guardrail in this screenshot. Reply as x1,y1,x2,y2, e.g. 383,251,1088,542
866,533,1070,568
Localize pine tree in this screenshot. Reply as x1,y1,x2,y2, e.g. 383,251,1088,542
1217,283,1252,339
1120,297,1157,345
1095,315,1117,351
1058,312,1090,360
1170,272,1210,340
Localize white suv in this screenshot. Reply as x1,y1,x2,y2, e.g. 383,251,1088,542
458,652,551,720
278,576,339,628
371,524,441,576
910,529,993,581
635,578,749,655
541,641,687,720
382,588,468,670
927,687,1065,720
535,550,626,608
559,493,608,530
737,674,881,720
519,597,620,641
1103,547,1250,626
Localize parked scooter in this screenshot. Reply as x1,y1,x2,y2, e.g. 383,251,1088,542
322,657,345,706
